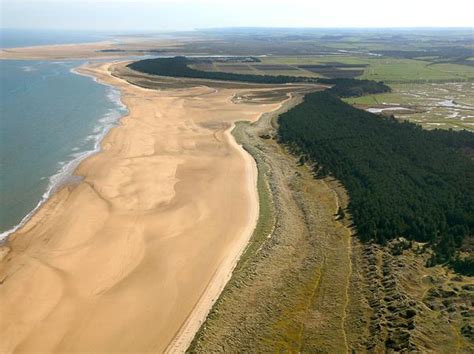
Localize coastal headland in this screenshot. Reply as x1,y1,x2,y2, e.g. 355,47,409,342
0,57,316,352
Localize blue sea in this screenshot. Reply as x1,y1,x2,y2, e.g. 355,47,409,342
0,31,128,238
0,29,110,48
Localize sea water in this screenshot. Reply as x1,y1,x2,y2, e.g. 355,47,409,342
0,29,109,48
0,59,128,237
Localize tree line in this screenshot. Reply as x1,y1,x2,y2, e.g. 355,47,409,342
278,92,474,275
127,56,390,96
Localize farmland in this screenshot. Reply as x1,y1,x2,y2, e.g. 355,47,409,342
195,56,474,83
88,27,474,85
189,56,473,94
176,28,474,83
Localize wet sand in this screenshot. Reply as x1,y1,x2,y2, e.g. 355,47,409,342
0,61,285,353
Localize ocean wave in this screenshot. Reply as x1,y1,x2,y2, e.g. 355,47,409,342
0,64,128,242
21,65,36,72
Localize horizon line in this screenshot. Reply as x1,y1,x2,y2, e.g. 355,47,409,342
1,26,473,32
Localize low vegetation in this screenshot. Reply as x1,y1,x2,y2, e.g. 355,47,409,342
189,94,357,352
189,88,473,352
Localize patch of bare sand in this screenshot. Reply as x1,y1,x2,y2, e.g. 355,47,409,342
0,41,123,60
0,37,182,60
0,62,284,353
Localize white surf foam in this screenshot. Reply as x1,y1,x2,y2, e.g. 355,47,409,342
0,63,128,242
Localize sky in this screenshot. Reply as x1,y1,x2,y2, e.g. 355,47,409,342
1,0,473,31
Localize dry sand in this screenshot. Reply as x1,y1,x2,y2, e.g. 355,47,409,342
0,41,122,60
0,37,186,60
0,61,285,353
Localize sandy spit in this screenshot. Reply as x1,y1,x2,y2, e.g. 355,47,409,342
0,61,283,353
0,41,121,60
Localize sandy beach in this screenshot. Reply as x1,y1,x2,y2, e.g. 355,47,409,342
0,37,187,60
0,41,123,60
0,61,286,353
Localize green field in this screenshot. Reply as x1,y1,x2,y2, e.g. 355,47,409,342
260,56,474,83
125,29,474,85
191,55,474,83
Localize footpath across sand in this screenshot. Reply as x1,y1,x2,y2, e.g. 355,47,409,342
0,61,286,353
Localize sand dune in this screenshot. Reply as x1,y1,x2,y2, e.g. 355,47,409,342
0,62,285,353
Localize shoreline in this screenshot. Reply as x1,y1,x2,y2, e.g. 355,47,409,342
0,41,128,60
1,39,113,50
84,64,262,352
0,63,128,242
0,61,285,352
